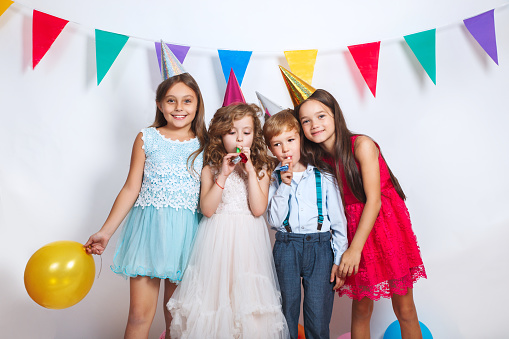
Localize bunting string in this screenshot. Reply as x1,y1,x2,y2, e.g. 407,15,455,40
2,1,508,92
10,1,508,52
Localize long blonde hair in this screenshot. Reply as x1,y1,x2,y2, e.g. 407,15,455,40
204,103,273,180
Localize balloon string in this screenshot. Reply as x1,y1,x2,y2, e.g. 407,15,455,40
97,255,103,279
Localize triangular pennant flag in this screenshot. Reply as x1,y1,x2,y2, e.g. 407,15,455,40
404,29,436,84
95,29,129,85
256,91,284,117
0,0,13,17
347,42,381,97
284,49,318,84
279,66,316,107
32,10,69,69
464,10,498,65
155,42,190,73
223,69,246,107
218,50,252,86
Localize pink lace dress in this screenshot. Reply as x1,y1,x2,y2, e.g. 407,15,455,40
332,136,426,300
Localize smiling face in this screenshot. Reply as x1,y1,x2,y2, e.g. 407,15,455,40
157,82,197,132
268,128,305,171
298,99,336,152
221,115,254,153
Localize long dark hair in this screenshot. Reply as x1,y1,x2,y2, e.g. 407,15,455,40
153,73,208,173
294,89,406,202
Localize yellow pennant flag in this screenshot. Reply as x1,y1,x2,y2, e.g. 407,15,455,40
284,49,318,84
0,0,13,17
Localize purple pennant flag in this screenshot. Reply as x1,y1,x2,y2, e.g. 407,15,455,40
463,9,498,65
155,42,190,72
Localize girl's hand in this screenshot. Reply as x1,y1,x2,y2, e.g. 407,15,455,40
84,232,110,255
219,153,238,179
338,247,362,278
280,159,293,186
330,264,346,291
240,146,255,175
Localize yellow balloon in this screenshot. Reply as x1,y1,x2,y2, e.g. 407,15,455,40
24,240,95,309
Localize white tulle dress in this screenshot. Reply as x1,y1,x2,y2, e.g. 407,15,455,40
167,169,289,339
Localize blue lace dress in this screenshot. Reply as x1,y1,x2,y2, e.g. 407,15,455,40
111,127,203,283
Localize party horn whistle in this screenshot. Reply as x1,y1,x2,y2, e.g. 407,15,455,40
231,147,248,164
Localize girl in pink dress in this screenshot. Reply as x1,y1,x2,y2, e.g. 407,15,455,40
294,89,426,339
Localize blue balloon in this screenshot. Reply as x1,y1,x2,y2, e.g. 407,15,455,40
383,320,432,339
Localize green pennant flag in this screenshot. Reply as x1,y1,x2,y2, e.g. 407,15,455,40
95,29,129,85
404,29,436,85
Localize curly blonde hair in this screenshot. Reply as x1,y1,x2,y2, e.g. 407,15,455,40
204,103,273,180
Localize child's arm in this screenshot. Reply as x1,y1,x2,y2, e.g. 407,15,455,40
242,147,270,217
200,153,237,217
84,132,145,255
266,169,292,228
338,136,381,278
325,173,349,290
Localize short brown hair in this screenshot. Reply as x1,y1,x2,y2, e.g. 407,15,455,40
263,109,300,146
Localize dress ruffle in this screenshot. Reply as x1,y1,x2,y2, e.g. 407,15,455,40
338,184,427,300
111,206,200,282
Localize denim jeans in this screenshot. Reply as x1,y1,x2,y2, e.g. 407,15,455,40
273,231,335,339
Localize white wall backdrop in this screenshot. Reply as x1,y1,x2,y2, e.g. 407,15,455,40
1,0,509,338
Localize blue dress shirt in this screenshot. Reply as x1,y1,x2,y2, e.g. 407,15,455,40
266,163,348,265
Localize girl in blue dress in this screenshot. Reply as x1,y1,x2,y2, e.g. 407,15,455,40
85,72,207,339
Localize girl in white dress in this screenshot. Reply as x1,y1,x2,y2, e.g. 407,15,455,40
167,103,289,339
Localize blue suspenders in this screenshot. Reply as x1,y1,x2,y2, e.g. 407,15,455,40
276,168,323,233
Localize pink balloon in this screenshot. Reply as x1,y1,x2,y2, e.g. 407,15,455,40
337,333,351,339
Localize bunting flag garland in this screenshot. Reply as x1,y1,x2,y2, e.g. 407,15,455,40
347,42,381,97
0,2,506,95
223,69,246,107
463,10,498,65
284,49,318,84
0,0,13,17
404,29,437,84
155,42,190,73
32,10,69,69
95,29,129,85
256,91,284,117
217,49,252,86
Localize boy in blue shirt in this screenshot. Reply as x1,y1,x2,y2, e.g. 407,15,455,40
264,110,348,339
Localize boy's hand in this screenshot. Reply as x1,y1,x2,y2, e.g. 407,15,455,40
280,158,293,186
330,264,345,291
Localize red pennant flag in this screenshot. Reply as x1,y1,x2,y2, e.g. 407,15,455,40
32,10,69,69
347,41,381,97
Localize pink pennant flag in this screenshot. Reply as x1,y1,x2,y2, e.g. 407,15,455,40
347,42,381,97
32,10,69,69
464,9,498,65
